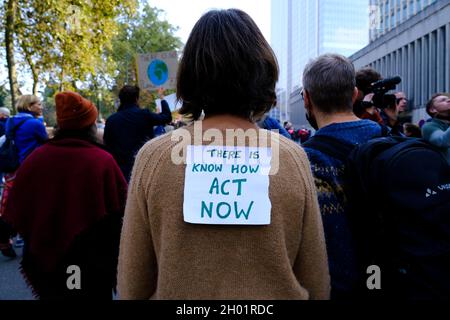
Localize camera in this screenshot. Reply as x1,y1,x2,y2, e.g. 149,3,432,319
368,76,402,109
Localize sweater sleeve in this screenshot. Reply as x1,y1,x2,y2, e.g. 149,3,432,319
291,147,331,300
117,148,158,299
422,122,450,148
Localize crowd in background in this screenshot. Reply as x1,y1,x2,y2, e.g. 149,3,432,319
0,8,449,301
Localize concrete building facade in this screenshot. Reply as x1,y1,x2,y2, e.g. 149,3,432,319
351,0,450,123
370,0,437,42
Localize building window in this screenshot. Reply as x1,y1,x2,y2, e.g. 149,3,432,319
409,0,414,16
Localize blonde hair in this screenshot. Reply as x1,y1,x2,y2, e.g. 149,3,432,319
16,95,40,112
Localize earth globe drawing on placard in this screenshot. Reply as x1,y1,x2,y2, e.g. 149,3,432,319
147,59,169,86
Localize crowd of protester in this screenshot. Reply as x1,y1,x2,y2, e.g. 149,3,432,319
0,8,449,300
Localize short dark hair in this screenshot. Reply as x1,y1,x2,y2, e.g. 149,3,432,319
302,54,356,113
426,92,450,117
119,85,140,108
177,9,279,121
355,67,382,96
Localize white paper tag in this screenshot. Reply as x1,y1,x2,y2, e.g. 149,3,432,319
183,145,272,225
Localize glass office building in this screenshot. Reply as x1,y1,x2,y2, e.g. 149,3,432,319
271,0,369,125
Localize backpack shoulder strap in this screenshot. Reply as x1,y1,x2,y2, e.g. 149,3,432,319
302,135,355,163
6,117,31,139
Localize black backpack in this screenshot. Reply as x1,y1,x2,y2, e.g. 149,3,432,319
0,118,30,173
304,135,450,299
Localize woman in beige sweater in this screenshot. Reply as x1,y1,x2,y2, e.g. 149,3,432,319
118,8,330,300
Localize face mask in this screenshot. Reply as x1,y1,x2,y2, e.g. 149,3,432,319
305,110,319,131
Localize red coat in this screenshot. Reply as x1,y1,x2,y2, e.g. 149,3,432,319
4,138,127,296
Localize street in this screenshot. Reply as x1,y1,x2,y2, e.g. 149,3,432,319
0,246,34,300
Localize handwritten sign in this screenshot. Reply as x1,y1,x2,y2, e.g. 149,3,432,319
183,146,272,225
136,51,178,91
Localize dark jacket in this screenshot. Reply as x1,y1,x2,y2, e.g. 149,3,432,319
103,101,172,181
0,118,7,137
380,110,404,137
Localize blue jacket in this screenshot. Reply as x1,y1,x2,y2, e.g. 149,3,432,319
5,112,48,163
104,101,172,181
422,118,450,165
0,118,7,137
260,116,292,139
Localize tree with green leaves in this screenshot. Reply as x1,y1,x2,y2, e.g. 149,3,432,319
2,0,181,118
3,0,20,110
2,0,137,112
0,82,11,108
108,3,182,89
14,0,137,93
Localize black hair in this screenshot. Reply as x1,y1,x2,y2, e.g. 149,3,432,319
119,85,140,109
355,68,382,96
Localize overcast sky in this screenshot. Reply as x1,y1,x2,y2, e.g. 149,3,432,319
148,0,271,44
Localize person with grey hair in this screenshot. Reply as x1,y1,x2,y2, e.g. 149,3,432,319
0,107,11,116
301,54,384,300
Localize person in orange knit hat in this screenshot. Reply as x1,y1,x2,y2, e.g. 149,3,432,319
4,91,127,299
55,91,99,130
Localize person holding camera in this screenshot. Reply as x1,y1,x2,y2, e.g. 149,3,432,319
354,68,384,124
355,68,405,136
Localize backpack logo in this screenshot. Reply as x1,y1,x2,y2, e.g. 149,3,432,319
425,188,437,198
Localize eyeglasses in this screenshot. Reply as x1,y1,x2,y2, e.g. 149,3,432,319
396,97,408,104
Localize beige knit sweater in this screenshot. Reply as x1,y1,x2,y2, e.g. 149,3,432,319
118,124,330,299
